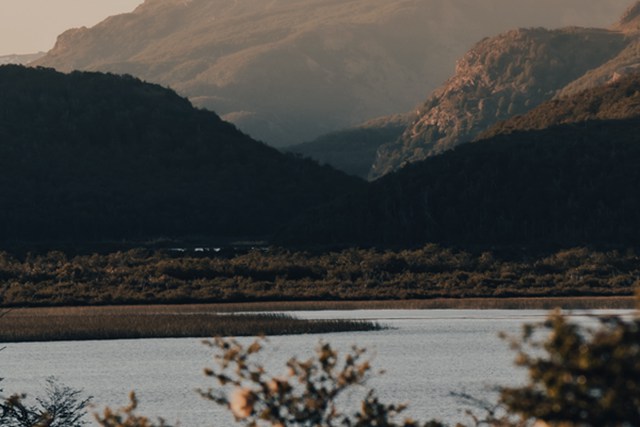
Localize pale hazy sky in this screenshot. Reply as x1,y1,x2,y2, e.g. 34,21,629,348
0,0,142,55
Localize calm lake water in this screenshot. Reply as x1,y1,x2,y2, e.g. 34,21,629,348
2,309,629,426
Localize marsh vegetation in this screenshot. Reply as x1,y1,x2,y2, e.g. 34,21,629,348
0,309,381,343
0,246,637,308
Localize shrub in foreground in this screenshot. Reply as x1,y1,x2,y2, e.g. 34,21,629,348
500,311,640,426
1,377,91,427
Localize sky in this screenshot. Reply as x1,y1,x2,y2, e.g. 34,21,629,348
0,0,142,55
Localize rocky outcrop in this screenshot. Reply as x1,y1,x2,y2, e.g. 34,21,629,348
370,27,627,179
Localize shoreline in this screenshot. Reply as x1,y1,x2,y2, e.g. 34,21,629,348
4,296,636,316
1,296,635,343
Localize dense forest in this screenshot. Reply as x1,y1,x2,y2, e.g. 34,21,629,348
0,65,363,243
280,75,640,248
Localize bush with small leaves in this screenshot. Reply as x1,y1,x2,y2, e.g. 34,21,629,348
199,337,445,427
498,309,640,427
95,392,171,427
1,377,91,427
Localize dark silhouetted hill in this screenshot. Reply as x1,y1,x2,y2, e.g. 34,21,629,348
0,65,364,243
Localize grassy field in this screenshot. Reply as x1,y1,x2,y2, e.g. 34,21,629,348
1,296,635,343
0,308,382,343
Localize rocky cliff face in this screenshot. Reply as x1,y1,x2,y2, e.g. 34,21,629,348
33,0,627,146
370,27,628,179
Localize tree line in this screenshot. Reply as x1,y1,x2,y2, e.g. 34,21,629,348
0,245,637,307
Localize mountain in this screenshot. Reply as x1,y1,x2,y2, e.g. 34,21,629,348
0,52,45,65
0,65,363,243
33,0,627,146
557,39,640,99
370,27,629,179
278,74,640,248
615,1,640,32
481,72,640,138
286,114,413,179
556,2,640,98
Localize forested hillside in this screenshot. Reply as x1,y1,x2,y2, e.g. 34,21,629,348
0,65,363,243
279,75,640,247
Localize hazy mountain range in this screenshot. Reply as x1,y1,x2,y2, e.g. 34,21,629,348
0,52,45,65
33,0,628,146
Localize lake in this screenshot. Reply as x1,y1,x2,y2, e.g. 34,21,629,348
2,309,628,426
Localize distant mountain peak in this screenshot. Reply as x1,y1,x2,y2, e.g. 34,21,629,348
615,1,640,32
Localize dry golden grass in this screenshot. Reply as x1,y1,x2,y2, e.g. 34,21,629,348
4,296,635,317
1,296,634,343
0,308,382,343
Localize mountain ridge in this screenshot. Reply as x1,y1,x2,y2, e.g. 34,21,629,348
33,0,628,146
0,52,45,65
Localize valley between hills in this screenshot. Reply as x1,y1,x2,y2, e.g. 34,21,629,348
2,0,640,310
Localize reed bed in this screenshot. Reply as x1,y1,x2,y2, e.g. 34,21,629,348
0,310,382,343
1,295,634,343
